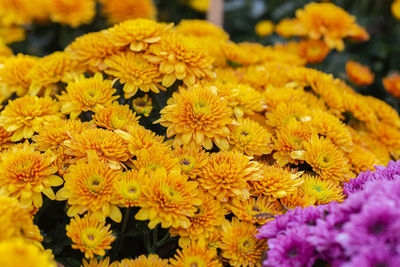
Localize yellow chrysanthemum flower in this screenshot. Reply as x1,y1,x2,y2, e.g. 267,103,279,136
347,144,379,174
0,95,63,141
280,191,315,209
48,0,95,27
229,118,272,156
169,241,222,267
392,0,400,20
66,213,115,258
232,84,266,118
0,238,56,267
250,164,303,200
175,19,229,41
156,86,233,150
117,254,169,267
0,142,62,208
298,39,330,64
255,20,274,37
300,174,345,205
145,33,215,87
104,52,164,98
0,54,37,97
346,60,374,86
81,257,111,267
135,167,201,229
221,42,260,66
198,151,263,202
266,102,311,129
133,146,178,174
93,102,139,131
63,128,129,169
114,169,146,208
365,96,400,128
0,126,13,151
132,95,153,117
188,0,209,12
106,19,172,52
276,18,306,38
383,73,400,98
99,0,156,24
56,155,122,222
59,73,118,119
169,191,227,247
220,218,267,267
172,144,209,179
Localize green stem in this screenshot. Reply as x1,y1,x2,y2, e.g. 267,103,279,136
156,231,171,247
144,232,152,253
151,224,159,251
121,208,131,235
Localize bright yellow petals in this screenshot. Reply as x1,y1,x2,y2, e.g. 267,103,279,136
169,241,222,267
114,169,146,208
250,164,303,201
56,156,122,222
133,146,178,174
156,86,233,150
66,213,115,258
300,174,345,205
132,95,153,117
266,102,311,129
172,145,209,179
298,39,330,64
175,19,229,41
229,118,272,156
81,257,111,267
0,95,63,141
198,151,263,202
135,167,201,229
255,20,274,37
276,18,306,38
280,191,315,209
93,102,139,131
0,143,62,208
105,52,164,98
0,126,13,151
100,0,156,24
392,0,400,20
117,254,169,267
346,60,374,86
232,84,266,118
59,74,118,119
48,0,95,28
220,218,267,267
383,73,400,98
347,144,379,174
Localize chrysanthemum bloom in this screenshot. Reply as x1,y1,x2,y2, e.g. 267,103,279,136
48,0,95,27
135,167,201,229
28,52,83,96
56,155,122,222
117,254,169,267
175,19,229,41
0,54,37,97
0,126,12,151
0,196,43,242
346,60,374,86
280,191,315,209
221,42,260,66
106,19,172,52
145,33,215,87
255,20,274,37
300,174,344,205
169,191,227,247
99,0,156,24
0,143,62,208
0,238,56,267
170,241,222,267
198,151,263,202
0,95,63,141
104,52,164,98
114,169,146,208
64,128,129,169
298,39,330,63
342,93,378,123
228,195,281,225
0,26,26,44
133,146,178,174
347,144,380,174
172,145,208,179
220,218,267,267
81,257,111,267
188,0,209,12
275,18,307,38
231,84,266,118
66,213,115,258
65,30,123,72
59,74,118,119
250,164,303,201
93,102,139,131
266,102,311,129
392,0,400,20
229,118,272,156
156,86,233,150
383,73,400,98
367,121,400,158
366,96,400,128
291,135,352,183
132,95,153,117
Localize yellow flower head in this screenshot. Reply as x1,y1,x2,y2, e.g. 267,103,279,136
0,142,62,208
346,60,374,86
59,73,118,119
298,39,330,64
250,164,303,201
135,167,201,229
81,257,111,267
229,118,272,156
276,18,306,38
280,191,315,209
115,169,146,208
392,0,400,20
221,42,260,66
172,144,209,179
0,54,37,97
156,86,233,150
255,20,274,37
347,144,379,174
118,254,169,267
106,19,172,52
175,19,229,41
198,151,263,202
342,93,377,123
0,95,63,141
145,33,215,87
188,0,209,12
48,0,95,27
232,84,266,118
220,218,267,267
383,73,400,98
132,95,153,117
104,52,164,98
56,155,122,222
66,213,115,258
133,146,178,174
0,126,13,151
64,128,129,169
100,0,156,24
93,102,139,131
0,238,55,267
300,174,344,205
266,102,311,129
169,241,222,267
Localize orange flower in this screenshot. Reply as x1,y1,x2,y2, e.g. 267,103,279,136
48,0,95,27
170,241,222,267
93,102,139,131
298,39,330,64
383,73,400,98
346,60,374,86
172,144,209,179
114,169,146,208
99,0,156,24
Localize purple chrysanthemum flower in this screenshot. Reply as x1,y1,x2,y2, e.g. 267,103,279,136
341,245,400,267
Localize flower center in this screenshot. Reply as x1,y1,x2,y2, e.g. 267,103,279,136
287,247,298,258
